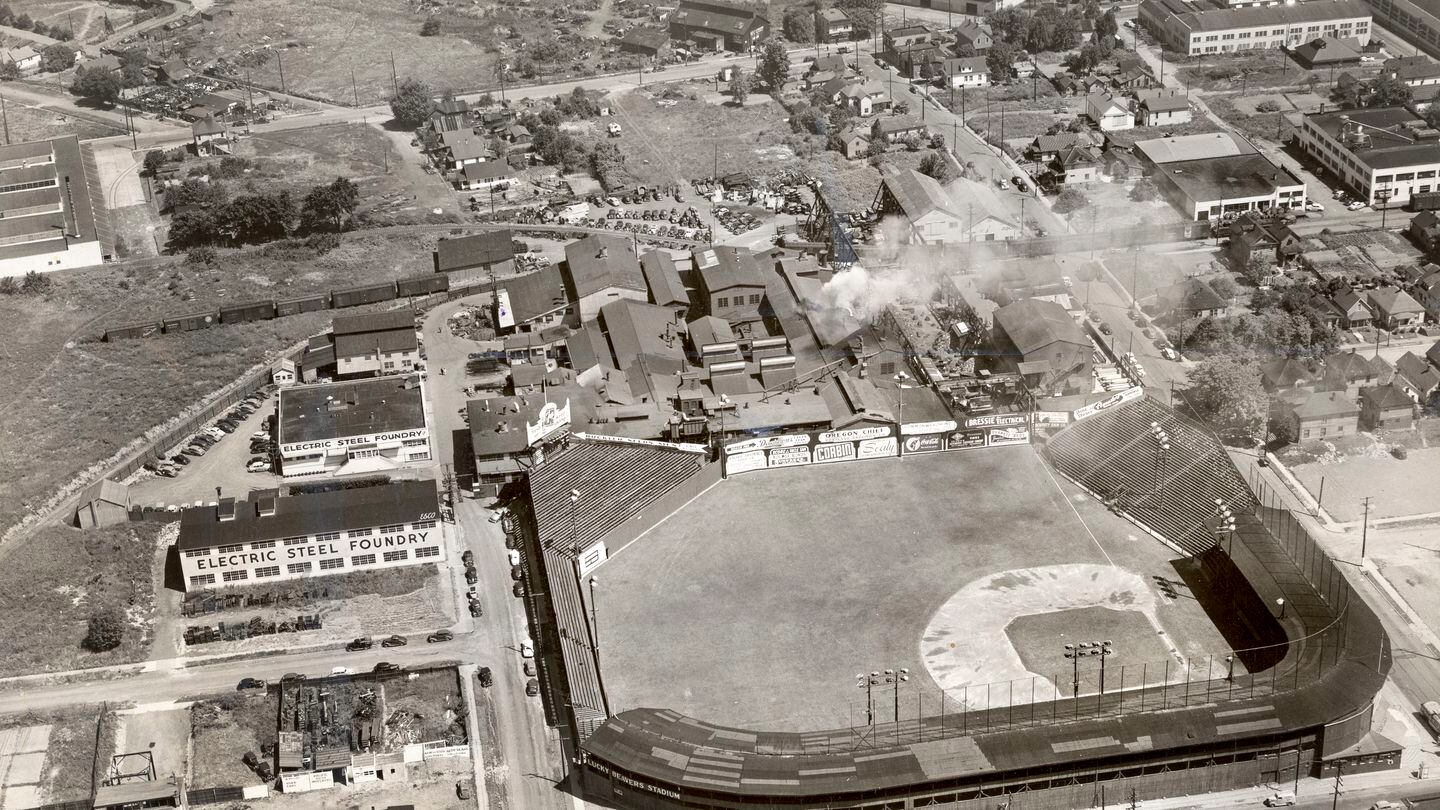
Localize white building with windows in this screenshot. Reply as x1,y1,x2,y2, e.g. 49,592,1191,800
0,135,105,277
276,376,433,478
178,481,443,591
1298,107,1440,208
1139,0,1371,56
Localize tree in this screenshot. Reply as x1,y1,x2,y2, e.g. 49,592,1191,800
894,100,911,116
986,7,1028,44
782,4,817,42
117,47,147,88
1240,254,1272,286
83,607,125,652
166,210,222,251
729,68,751,106
1053,188,1090,214
833,0,883,38
865,136,888,157
1208,275,1238,300
986,40,1017,85
70,67,122,104
928,132,945,149
0,61,18,81
953,43,976,58
1367,75,1413,107
20,270,51,295
1095,10,1119,45
186,246,217,265
219,192,294,245
1064,42,1104,74
1185,354,1267,443
142,150,166,176
756,39,789,91
301,177,360,232
918,151,954,182
1128,178,1157,202
388,77,437,129
420,17,442,36
1255,99,1281,113
39,43,73,73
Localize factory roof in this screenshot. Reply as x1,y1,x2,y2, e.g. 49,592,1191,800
176,480,438,551
278,377,426,444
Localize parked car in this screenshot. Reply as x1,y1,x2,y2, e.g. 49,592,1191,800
380,634,407,648
525,678,539,696
524,661,536,677
1423,700,1440,735
331,666,352,676
373,662,401,673
427,630,454,643
513,581,526,598
170,454,190,465
469,601,482,617
1347,201,1366,211
488,510,505,524
996,177,1009,189
247,461,269,473
477,667,493,687
1012,176,1028,192
346,637,374,652
281,672,305,683
1161,347,1179,361
1305,201,1324,212
510,566,524,581
466,568,478,585
237,677,267,691
507,550,521,566
1099,322,1113,335
461,550,474,565
457,781,473,800
521,638,534,658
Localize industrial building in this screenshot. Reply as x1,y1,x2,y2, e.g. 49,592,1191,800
668,0,770,51
276,376,432,478
1135,132,1306,220
177,481,442,590
0,135,106,277
1297,106,1440,207
329,310,421,378
1139,0,1371,56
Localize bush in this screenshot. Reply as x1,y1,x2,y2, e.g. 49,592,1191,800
20,270,53,295
305,231,341,254
186,246,217,265
420,17,442,36
1255,99,1282,113
82,607,125,652
1392,445,1408,459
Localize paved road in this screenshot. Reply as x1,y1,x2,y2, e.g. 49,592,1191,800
0,24,58,47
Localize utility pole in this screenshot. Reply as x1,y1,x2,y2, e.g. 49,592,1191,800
390,50,399,98
1,93,10,145
1360,496,1372,561
276,50,287,96
1331,761,1344,810
351,67,360,107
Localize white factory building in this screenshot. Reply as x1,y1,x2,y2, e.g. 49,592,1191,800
276,376,434,478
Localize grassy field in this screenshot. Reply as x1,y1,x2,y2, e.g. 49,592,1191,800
809,148,932,213
1007,607,1175,696
596,447,1230,732
12,0,140,44
0,101,125,143
380,667,468,747
0,229,440,542
1173,51,1366,93
0,522,162,676
190,692,277,788
0,704,116,805
608,87,799,187
1288,447,1440,522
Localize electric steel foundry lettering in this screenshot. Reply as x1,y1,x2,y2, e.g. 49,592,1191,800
195,531,430,571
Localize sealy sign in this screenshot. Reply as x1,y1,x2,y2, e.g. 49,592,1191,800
281,428,428,456
192,530,433,572
526,399,572,446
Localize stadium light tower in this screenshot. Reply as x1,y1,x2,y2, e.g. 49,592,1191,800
1064,640,1114,698
1213,500,1238,555
893,372,910,439
856,668,909,735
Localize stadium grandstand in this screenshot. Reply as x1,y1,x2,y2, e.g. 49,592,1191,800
1045,396,1255,555
523,436,712,738
523,398,1394,810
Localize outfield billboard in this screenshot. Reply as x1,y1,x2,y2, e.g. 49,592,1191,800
722,425,898,475
898,413,1030,454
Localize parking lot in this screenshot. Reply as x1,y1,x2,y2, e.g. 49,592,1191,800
129,390,283,510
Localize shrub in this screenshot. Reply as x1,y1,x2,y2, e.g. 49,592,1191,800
82,607,125,652
1255,99,1282,113
0,277,16,295
20,270,52,295
420,17,442,36
1392,445,1408,459
187,246,217,265
305,231,341,255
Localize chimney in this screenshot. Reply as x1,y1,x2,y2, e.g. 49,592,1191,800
216,497,237,522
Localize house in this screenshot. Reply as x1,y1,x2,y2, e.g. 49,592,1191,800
85,53,121,75
810,54,849,76
1029,131,1101,163
1011,59,1035,80
1049,144,1103,185
1382,55,1440,87
1417,271,1440,319
1285,390,1359,441
884,24,931,53
839,81,888,117
991,298,1092,394
669,0,770,51
1110,67,1155,91
1360,383,1415,429
458,160,514,191
331,310,420,378
431,97,470,133
1260,357,1319,393
692,245,768,325
433,230,516,281
1137,93,1191,127
273,358,297,387
496,265,571,333
156,58,192,83
2,45,40,75
441,129,490,169
1292,36,1362,69
953,21,993,53
1052,73,1085,96
618,27,672,57
75,479,129,529
191,116,228,156
873,168,1020,244
1366,286,1426,331
1410,210,1440,251
1157,278,1229,319
872,115,928,143
1227,212,1301,266
943,56,990,89
816,8,853,42
563,234,647,322
1395,351,1440,405
1331,289,1374,329
1085,93,1134,131
837,125,871,160
1323,350,1391,394
891,41,943,80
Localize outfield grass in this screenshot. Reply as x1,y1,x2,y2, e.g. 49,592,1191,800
0,230,440,543
595,447,1230,732
0,523,162,677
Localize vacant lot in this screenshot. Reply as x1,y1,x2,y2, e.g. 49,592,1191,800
1288,447,1440,522
0,101,124,143
808,147,934,213
190,692,277,788
1175,50,1372,93
597,447,1229,732
13,0,143,44
0,229,442,542
0,704,116,806
0,522,163,676
609,87,798,187
380,667,468,748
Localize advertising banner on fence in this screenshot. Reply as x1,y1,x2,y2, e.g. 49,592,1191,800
898,412,1031,454
722,425,898,474
1072,386,1143,421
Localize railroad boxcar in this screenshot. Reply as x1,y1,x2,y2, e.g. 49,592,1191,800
330,282,397,309
163,310,219,333
276,293,331,317
219,300,278,324
103,321,163,341
395,273,450,297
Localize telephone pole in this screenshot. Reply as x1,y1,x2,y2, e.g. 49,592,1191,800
275,50,287,95
1360,496,1372,561
1,93,12,145
390,51,399,98
351,67,360,107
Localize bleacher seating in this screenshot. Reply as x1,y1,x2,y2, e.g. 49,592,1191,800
1045,396,1255,555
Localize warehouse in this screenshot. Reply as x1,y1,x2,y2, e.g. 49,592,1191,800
276,376,433,478
0,135,106,277
177,481,443,590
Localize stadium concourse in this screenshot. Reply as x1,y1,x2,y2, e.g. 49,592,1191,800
517,397,1395,810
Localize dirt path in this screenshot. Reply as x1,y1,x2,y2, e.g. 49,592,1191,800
582,0,614,39
368,122,460,218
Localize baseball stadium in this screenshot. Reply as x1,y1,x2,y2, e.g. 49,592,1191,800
514,395,1393,810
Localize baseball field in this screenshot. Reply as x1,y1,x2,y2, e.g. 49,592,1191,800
593,445,1234,733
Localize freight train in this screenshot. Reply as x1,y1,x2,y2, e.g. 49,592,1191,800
102,273,452,341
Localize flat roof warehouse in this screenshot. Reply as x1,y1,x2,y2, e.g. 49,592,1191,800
279,376,426,445
176,480,439,552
